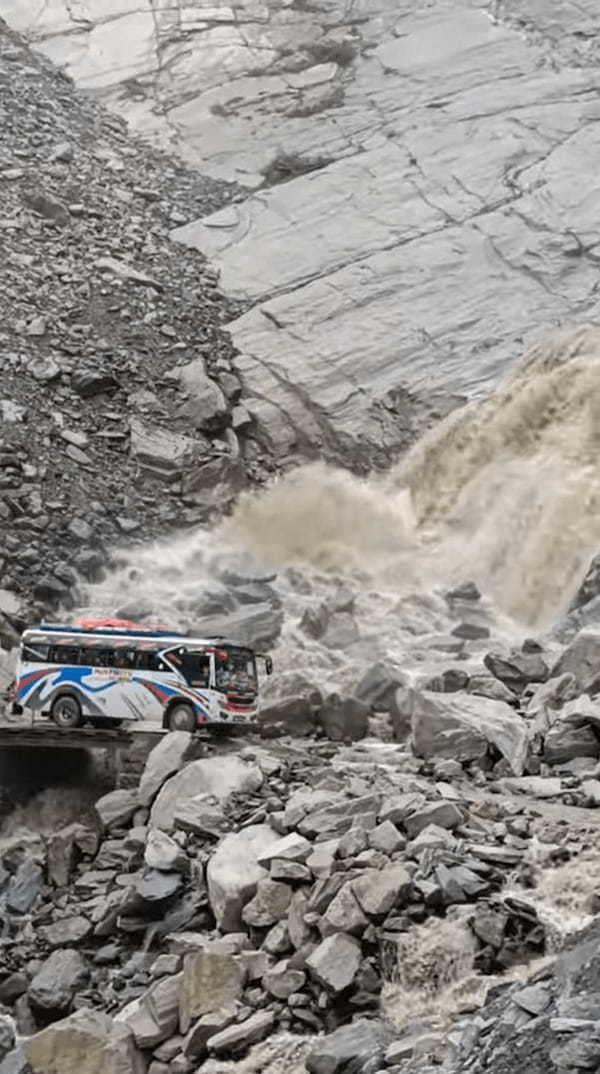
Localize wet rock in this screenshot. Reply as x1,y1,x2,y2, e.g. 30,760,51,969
207,824,281,932
306,933,362,993
24,1008,144,1074
322,612,360,649
95,789,138,831
138,732,195,808
28,949,89,1013
179,950,243,1034
317,694,370,742
306,1018,396,1074
150,755,262,831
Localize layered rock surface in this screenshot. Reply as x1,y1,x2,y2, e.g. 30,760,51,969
7,1,600,463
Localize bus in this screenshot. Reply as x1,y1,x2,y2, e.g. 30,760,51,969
12,622,273,732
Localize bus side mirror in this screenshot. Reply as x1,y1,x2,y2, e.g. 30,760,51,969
265,656,273,676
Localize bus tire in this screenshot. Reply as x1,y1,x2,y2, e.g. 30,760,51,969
167,702,196,733
50,694,83,730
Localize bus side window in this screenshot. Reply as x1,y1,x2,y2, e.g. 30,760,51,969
22,643,49,662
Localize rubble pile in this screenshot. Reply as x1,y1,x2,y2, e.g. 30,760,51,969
0,16,283,626
5,593,600,1073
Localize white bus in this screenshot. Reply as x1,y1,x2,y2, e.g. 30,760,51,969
12,621,272,732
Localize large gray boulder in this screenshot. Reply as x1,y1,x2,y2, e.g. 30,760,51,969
409,689,530,775
150,755,262,831
206,824,281,932
317,694,369,742
179,950,243,1034
190,603,283,649
176,357,229,434
553,630,600,694
28,950,89,1013
138,732,194,807
306,1018,396,1074
24,1008,145,1074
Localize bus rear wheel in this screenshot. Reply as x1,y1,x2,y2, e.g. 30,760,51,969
167,702,196,733
51,695,82,730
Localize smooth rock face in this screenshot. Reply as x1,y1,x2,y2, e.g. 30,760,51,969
7,1,600,462
28,950,89,1013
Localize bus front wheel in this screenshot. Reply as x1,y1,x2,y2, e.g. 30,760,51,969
51,695,83,730
167,703,196,733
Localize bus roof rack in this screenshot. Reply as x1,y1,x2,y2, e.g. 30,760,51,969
33,623,187,639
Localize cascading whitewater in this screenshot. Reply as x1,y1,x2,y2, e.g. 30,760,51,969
226,324,600,628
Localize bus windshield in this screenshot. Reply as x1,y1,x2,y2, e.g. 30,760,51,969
214,648,257,696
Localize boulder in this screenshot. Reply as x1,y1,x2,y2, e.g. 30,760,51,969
207,1010,274,1053
176,358,229,434
47,824,98,888
191,603,283,649
543,721,599,765
258,695,318,737
352,865,412,916
39,916,92,949
317,694,369,742
24,1008,145,1074
306,933,361,993
150,755,262,831
6,858,43,914
94,789,138,831
138,732,195,807
320,882,368,938
306,1018,396,1074
306,1013,397,1074
179,950,243,1034
182,1007,237,1058
129,418,198,481
404,801,463,838
145,830,188,872
242,878,292,927
28,950,89,1013
553,630,600,694
119,973,183,1048
207,824,281,932
410,689,530,775
172,796,227,837
484,649,549,694
354,662,404,710
257,833,313,865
